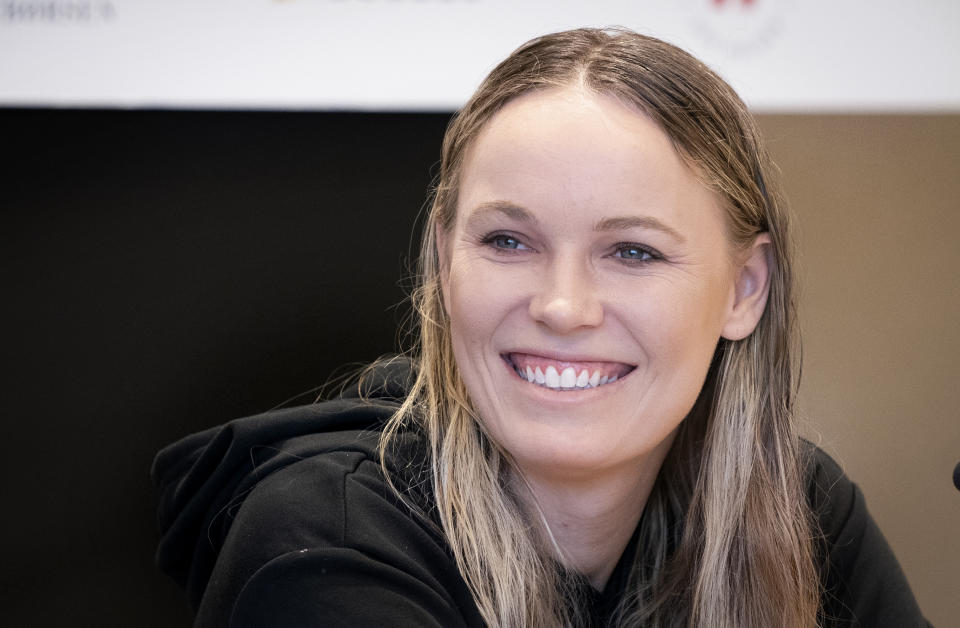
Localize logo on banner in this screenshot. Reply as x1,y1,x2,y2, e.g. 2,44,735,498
689,0,786,55
0,1,115,22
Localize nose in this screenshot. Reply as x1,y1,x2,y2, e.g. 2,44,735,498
528,256,604,333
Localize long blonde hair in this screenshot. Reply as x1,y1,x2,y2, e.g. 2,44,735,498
379,28,819,627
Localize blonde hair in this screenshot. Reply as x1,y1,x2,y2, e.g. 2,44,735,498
379,28,819,627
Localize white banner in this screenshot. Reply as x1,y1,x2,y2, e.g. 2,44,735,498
1,0,957,111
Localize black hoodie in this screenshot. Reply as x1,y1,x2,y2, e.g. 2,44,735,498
152,358,483,626
153,358,929,627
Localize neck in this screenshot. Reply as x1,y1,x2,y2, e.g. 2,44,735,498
513,441,673,591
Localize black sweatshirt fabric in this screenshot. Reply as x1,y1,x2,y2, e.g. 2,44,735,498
152,359,930,627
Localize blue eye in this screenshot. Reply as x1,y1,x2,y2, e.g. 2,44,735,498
613,244,659,263
484,233,529,251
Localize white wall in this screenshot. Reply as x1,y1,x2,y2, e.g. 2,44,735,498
1,0,958,111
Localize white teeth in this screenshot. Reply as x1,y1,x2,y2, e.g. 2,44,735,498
514,360,627,390
575,369,590,388
545,366,560,388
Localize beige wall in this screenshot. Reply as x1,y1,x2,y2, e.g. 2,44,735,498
756,115,960,626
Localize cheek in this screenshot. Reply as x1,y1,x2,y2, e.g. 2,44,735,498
446,264,490,343
446,258,528,342
624,277,730,371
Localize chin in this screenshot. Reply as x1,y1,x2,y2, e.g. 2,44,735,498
484,417,661,481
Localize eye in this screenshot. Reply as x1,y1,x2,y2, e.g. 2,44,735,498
612,243,661,263
483,233,530,251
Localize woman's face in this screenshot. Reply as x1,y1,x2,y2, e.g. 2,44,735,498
440,87,751,480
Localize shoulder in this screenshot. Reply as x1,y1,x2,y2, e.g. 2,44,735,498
804,443,855,540
802,442,930,627
211,429,474,627
153,357,417,574
222,416,440,564
153,358,482,627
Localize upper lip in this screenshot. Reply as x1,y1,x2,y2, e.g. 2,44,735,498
502,349,636,367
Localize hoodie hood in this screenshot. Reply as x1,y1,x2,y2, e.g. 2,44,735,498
151,357,415,609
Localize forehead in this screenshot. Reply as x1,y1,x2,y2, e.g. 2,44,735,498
456,87,722,233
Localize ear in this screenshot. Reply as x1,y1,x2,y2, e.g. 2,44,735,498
721,233,773,341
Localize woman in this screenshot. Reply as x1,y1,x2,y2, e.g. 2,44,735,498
154,28,929,627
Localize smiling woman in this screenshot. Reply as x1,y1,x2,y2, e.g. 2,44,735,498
153,28,930,627
439,87,775,596
441,87,764,484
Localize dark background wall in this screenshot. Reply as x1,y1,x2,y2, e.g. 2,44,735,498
3,110,957,626
2,109,450,626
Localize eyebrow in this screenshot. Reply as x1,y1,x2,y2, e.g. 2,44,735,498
464,201,538,226
594,215,686,243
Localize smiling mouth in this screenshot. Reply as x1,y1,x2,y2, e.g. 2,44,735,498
503,352,636,391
